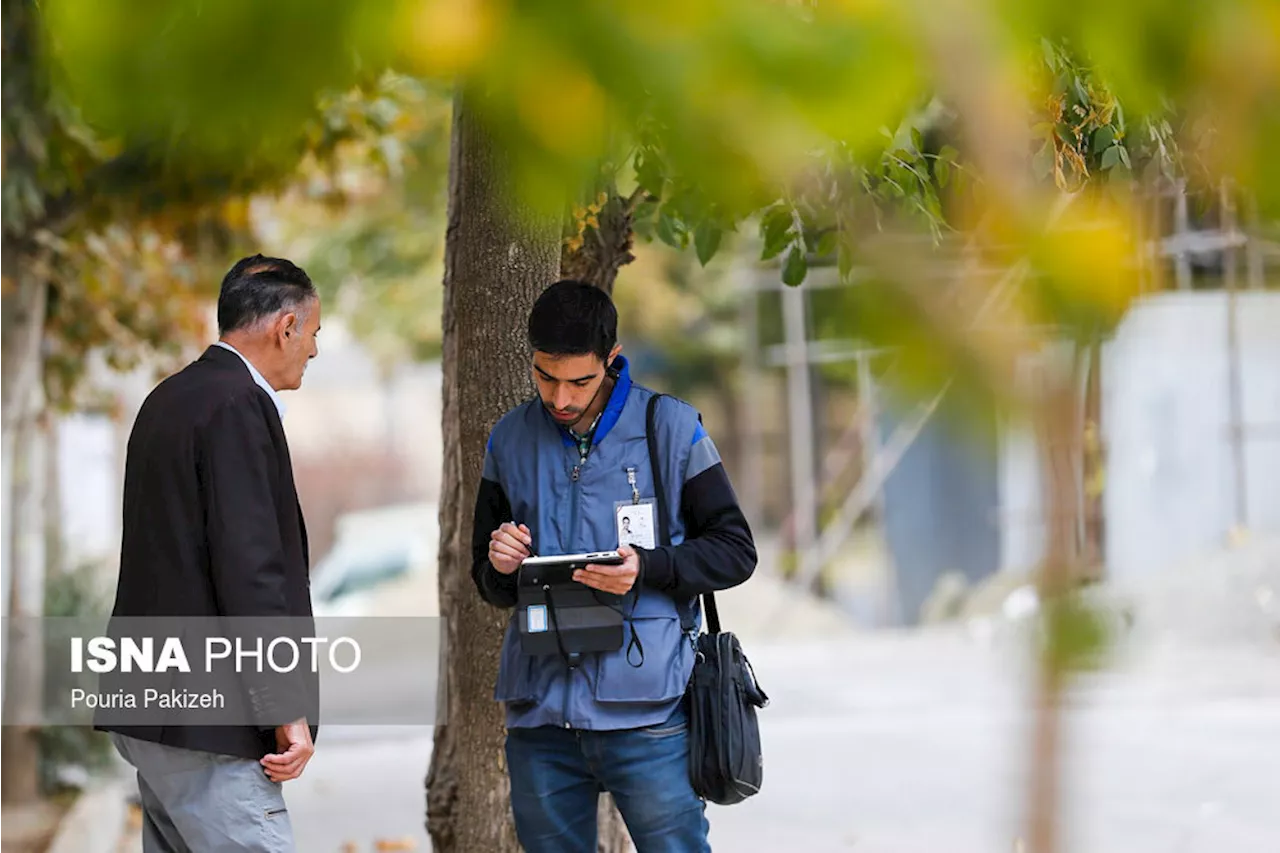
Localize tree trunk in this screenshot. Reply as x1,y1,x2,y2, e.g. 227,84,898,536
1,254,48,628
45,415,64,581
1025,366,1083,853
2,408,49,805
1,255,49,805
424,90,562,853
1080,339,1104,577
559,187,640,296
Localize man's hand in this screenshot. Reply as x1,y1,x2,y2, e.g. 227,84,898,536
489,522,532,575
261,718,314,783
575,545,640,596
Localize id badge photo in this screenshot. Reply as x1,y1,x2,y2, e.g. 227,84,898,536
614,499,657,550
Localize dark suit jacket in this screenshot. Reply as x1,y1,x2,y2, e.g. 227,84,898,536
96,345,318,759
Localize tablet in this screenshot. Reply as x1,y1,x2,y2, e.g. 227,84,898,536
519,551,624,587
522,551,623,568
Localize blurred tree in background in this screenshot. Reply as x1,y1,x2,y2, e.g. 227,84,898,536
7,1,1279,850
260,75,454,374
1,0,432,804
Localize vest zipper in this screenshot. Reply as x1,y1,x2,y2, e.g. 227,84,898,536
564,448,590,728
568,462,581,552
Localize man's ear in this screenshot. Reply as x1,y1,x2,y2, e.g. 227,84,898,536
605,344,623,379
277,312,297,344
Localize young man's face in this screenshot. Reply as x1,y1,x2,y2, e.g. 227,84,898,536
531,345,621,427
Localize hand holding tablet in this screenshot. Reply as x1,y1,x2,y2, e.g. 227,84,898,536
521,548,639,596
575,546,641,596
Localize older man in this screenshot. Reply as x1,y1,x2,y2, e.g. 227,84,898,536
97,255,321,852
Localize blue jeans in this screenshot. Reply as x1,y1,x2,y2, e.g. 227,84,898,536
505,706,711,852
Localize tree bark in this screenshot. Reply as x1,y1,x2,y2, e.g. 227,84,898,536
424,90,562,853
2,254,48,623
1025,366,1083,853
559,187,639,296
1,406,49,805
45,415,63,581
1,252,50,804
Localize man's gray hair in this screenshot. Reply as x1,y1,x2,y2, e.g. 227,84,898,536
217,255,316,335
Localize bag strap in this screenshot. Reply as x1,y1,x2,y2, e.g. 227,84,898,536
645,394,720,636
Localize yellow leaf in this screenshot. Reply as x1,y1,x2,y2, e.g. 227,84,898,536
515,52,607,157
397,0,501,76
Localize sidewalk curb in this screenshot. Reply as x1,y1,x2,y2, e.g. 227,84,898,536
46,778,131,853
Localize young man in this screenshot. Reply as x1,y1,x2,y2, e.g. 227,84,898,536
472,280,757,852
97,255,321,852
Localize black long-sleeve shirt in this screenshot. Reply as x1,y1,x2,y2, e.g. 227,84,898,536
471,423,756,608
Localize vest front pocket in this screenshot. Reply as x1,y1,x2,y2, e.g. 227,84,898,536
593,614,692,704
494,625,540,705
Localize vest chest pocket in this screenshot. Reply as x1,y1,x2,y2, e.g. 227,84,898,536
593,614,693,704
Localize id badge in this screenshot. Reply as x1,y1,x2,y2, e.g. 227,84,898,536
614,500,657,550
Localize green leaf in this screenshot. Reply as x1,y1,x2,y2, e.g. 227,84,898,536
759,206,793,260
923,188,943,221
635,150,666,198
1033,140,1055,180
837,241,854,280
1040,38,1058,71
781,244,807,286
632,214,656,240
1101,145,1121,170
815,229,839,257
936,158,951,188
632,198,659,226
1092,126,1115,153
1073,77,1089,106
1043,594,1111,675
939,144,960,163
1117,145,1131,169
656,211,682,249
694,221,723,266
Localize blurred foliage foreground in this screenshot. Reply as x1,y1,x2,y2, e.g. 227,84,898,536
3,0,1279,845
5,0,1276,404
26,0,1273,668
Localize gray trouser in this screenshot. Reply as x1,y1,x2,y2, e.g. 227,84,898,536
111,733,295,852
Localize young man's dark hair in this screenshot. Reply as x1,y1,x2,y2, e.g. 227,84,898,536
217,254,317,335
527,279,618,361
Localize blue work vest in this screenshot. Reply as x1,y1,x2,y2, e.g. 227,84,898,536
482,357,710,730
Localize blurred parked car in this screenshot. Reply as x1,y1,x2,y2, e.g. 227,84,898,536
311,502,438,617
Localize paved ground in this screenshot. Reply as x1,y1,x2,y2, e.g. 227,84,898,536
113,541,1280,852
259,629,1280,853
287,726,433,852
706,632,1280,853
